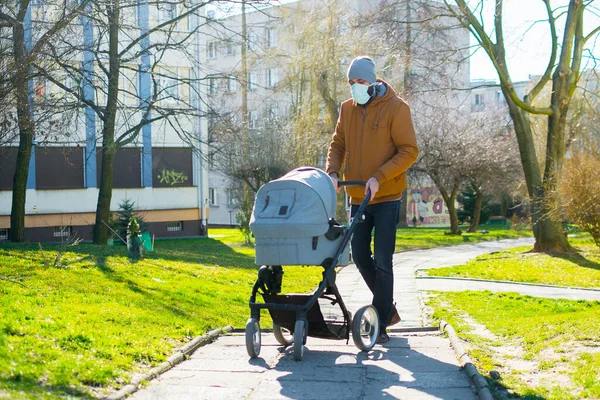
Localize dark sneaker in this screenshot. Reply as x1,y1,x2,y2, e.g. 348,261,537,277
376,331,389,344
388,308,401,327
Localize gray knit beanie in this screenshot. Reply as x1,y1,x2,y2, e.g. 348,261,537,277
347,56,376,84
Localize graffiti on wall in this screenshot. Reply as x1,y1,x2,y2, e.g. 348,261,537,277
406,185,451,227
157,168,188,185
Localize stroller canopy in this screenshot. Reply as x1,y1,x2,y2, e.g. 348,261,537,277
250,167,337,238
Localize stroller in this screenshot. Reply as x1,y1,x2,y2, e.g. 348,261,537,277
245,167,379,361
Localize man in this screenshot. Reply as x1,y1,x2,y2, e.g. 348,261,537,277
326,56,419,343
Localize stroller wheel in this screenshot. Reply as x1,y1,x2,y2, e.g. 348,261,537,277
351,305,379,351
293,320,307,361
245,318,261,358
273,323,294,347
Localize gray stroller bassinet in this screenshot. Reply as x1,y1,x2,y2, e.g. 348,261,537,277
250,167,350,266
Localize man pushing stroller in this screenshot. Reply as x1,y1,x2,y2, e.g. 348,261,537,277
326,56,419,344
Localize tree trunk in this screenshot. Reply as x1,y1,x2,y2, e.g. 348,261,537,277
467,186,483,233
437,182,461,235
504,93,568,252
532,63,573,252
93,145,115,243
398,188,409,228
93,3,120,244
9,21,32,242
447,194,460,234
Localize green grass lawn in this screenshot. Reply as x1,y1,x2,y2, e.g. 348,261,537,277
0,228,321,399
394,225,532,252
425,235,600,288
428,291,600,400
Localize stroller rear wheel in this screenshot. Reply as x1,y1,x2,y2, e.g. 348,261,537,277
292,320,307,361
351,305,379,351
273,323,294,347
245,318,261,358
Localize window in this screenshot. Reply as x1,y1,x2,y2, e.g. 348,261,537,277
0,229,8,240
158,70,178,99
119,70,137,106
0,147,18,190
167,221,183,232
120,5,137,25
248,110,259,130
207,42,217,59
152,148,193,188
64,74,77,103
247,72,257,91
227,189,236,207
268,106,279,119
222,41,234,56
247,32,257,51
267,68,279,88
53,226,72,238
208,78,217,95
96,148,141,189
208,152,216,170
266,28,277,48
209,188,218,206
36,147,84,190
475,93,483,105
227,76,236,93
34,77,47,102
31,0,49,21
159,2,176,23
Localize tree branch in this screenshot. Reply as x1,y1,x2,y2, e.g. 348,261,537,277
526,0,558,103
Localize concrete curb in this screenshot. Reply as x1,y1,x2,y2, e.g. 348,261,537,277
416,275,600,293
440,320,493,400
102,326,233,400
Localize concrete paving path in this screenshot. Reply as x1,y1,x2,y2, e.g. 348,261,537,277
132,237,598,400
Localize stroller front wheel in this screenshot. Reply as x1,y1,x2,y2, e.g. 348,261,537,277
273,323,294,347
292,320,307,361
351,305,379,351
245,318,261,358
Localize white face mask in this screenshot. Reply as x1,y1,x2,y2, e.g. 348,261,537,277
351,83,372,105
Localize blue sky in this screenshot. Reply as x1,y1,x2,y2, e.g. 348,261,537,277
469,0,600,82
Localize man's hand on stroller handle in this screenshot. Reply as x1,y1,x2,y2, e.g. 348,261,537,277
329,172,340,193
365,177,379,201
331,177,376,202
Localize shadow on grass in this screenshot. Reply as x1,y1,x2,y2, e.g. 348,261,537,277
489,377,547,400
0,377,95,399
552,249,600,271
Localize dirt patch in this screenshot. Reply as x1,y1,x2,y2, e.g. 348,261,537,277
448,312,579,397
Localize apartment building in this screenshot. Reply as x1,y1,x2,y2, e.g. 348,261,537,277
0,1,209,242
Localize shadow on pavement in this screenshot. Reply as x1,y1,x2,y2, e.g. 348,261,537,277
260,335,475,400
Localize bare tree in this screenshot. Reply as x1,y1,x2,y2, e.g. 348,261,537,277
462,113,522,232
1,0,89,242
440,0,600,252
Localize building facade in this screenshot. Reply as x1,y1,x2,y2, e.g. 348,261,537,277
0,0,210,242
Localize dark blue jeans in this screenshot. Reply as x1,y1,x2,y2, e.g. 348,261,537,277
351,200,400,329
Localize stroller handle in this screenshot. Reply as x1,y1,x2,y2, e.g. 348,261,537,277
337,180,371,205
338,180,366,187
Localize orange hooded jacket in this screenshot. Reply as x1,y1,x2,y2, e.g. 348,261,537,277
326,80,419,205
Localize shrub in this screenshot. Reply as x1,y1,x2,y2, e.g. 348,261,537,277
558,153,600,246
113,199,146,243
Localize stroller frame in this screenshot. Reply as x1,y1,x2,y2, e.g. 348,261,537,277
246,181,380,361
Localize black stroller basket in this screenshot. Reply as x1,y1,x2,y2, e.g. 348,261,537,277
245,167,379,361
